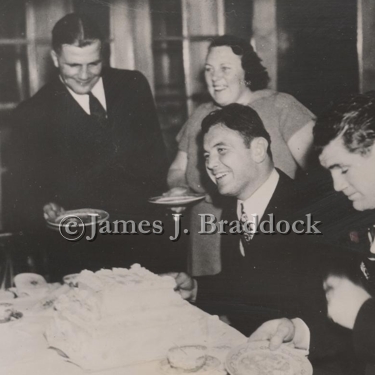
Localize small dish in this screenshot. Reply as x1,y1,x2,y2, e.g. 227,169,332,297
148,195,205,206
160,355,221,374
46,208,109,230
168,345,207,372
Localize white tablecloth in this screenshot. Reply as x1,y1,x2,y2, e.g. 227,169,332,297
0,297,246,375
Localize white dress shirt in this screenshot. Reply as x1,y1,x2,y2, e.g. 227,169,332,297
65,77,107,114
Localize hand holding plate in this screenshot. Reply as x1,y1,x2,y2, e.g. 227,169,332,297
43,202,65,221
248,318,295,350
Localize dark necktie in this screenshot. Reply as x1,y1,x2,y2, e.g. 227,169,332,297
360,225,375,286
240,203,252,245
89,92,107,121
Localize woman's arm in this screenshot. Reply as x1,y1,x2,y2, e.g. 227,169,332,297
167,151,189,189
287,120,314,170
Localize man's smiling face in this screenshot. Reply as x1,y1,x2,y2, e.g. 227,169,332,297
51,40,102,95
319,137,375,211
203,124,262,201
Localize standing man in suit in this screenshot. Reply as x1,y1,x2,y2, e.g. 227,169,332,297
172,104,351,368
6,13,168,276
250,92,375,373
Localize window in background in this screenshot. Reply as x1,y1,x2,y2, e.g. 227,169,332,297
0,0,28,111
150,0,229,159
150,0,187,160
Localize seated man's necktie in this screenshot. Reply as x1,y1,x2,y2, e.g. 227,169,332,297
360,224,375,288
240,203,252,245
89,92,107,121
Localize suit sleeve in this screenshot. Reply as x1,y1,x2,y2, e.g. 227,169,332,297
129,71,168,194
353,298,375,363
293,244,358,364
4,97,54,231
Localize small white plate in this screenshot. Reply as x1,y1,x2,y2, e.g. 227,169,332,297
225,341,312,375
149,195,205,206
160,355,221,374
46,208,109,229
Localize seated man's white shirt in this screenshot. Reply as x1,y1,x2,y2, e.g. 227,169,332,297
237,168,279,256
65,77,107,114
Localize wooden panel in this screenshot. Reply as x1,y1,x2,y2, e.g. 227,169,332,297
110,0,135,70
110,0,154,92
132,0,154,91
188,40,211,99
185,0,221,36
358,0,375,93
26,0,73,95
182,0,225,114
252,0,277,90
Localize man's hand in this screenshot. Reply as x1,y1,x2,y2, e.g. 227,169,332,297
324,275,371,329
43,202,65,221
248,318,295,350
166,272,197,301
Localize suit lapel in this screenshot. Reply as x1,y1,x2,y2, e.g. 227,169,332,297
51,76,90,118
259,169,294,228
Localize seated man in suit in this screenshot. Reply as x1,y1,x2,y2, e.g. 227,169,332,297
172,103,352,367
250,92,375,373
6,13,169,277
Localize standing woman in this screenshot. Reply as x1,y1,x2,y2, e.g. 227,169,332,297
167,35,315,276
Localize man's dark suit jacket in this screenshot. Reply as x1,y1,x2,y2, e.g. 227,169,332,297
6,67,168,230
195,170,357,368
4,68,172,278
354,298,375,374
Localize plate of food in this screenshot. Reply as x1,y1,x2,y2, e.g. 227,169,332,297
226,341,312,375
46,208,109,229
149,195,205,206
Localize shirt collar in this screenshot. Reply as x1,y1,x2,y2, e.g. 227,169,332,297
237,168,279,222
64,77,106,114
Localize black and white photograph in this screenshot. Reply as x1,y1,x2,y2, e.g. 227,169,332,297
0,0,374,374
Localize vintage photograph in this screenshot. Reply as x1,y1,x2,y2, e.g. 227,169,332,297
0,0,374,374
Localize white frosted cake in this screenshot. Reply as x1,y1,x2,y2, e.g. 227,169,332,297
45,264,208,371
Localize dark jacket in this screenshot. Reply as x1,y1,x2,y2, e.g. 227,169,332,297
6,68,168,230
195,170,356,368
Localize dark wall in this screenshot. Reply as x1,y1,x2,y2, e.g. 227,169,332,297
277,0,359,116
225,0,253,41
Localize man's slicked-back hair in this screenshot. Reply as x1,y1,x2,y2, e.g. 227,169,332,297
201,103,272,157
314,91,375,155
209,35,270,91
52,13,103,52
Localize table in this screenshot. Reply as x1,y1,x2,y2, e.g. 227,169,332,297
0,296,246,375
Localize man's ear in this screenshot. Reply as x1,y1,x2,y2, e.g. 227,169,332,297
251,137,269,163
51,50,59,68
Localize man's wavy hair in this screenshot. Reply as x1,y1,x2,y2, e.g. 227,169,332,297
314,91,375,156
209,35,270,91
201,103,272,157
52,13,103,53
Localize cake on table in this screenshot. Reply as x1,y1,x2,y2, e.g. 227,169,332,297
45,264,209,371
